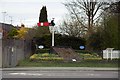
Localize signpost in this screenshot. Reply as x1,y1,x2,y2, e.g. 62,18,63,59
37,18,55,47
50,18,55,46
52,25,54,46
38,45,44,49
79,45,85,50
37,22,49,27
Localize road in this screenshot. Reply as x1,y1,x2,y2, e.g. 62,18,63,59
1,67,119,80
2,70,118,78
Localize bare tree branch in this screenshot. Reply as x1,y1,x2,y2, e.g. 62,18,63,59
63,0,109,37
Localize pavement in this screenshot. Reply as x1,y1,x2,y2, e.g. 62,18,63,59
2,67,119,71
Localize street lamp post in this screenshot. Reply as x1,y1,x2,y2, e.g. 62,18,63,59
37,18,55,47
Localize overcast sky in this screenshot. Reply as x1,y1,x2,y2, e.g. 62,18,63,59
0,0,68,27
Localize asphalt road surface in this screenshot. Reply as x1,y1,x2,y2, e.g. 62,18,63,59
2,70,118,78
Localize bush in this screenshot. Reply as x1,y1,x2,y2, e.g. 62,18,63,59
36,49,49,54
30,54,38,60
34,34,86,50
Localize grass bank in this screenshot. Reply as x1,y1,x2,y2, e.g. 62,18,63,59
18,59,118,67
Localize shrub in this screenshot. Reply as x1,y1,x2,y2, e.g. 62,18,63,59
36,49,49,54
30,54,38,60
34,34,86,49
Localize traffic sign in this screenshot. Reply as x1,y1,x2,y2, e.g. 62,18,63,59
79,46,85,50
37,22,50,27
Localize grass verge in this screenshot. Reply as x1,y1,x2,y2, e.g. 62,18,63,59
17,59,118,67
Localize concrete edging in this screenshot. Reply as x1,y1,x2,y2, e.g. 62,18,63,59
2,67,119,71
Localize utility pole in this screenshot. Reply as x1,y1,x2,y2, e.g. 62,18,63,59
2,11,7,23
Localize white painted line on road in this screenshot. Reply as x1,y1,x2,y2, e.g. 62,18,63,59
87,73,100,76
88,73,94,76
10,73,26,75
9,73,43,76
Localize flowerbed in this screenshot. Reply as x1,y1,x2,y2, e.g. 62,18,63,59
30,53,64,62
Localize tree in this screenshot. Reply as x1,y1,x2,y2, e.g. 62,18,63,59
37,6,50,37
59,15,86,37
34,34,86,49
101,2,119,49
64,0,108,37
17,24,28,39
118,1,120,49
39,6,48,22
88,1,119,51
35,26,50,37
8,27,18,39
24,28,36,40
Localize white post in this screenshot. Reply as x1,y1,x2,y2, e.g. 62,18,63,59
111,49,113,60
52,26,54,46
107,50,108,60
106,48,114,60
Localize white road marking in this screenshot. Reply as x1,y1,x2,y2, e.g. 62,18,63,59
88,74,94,76
87,73,100,76
9,73,43,76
